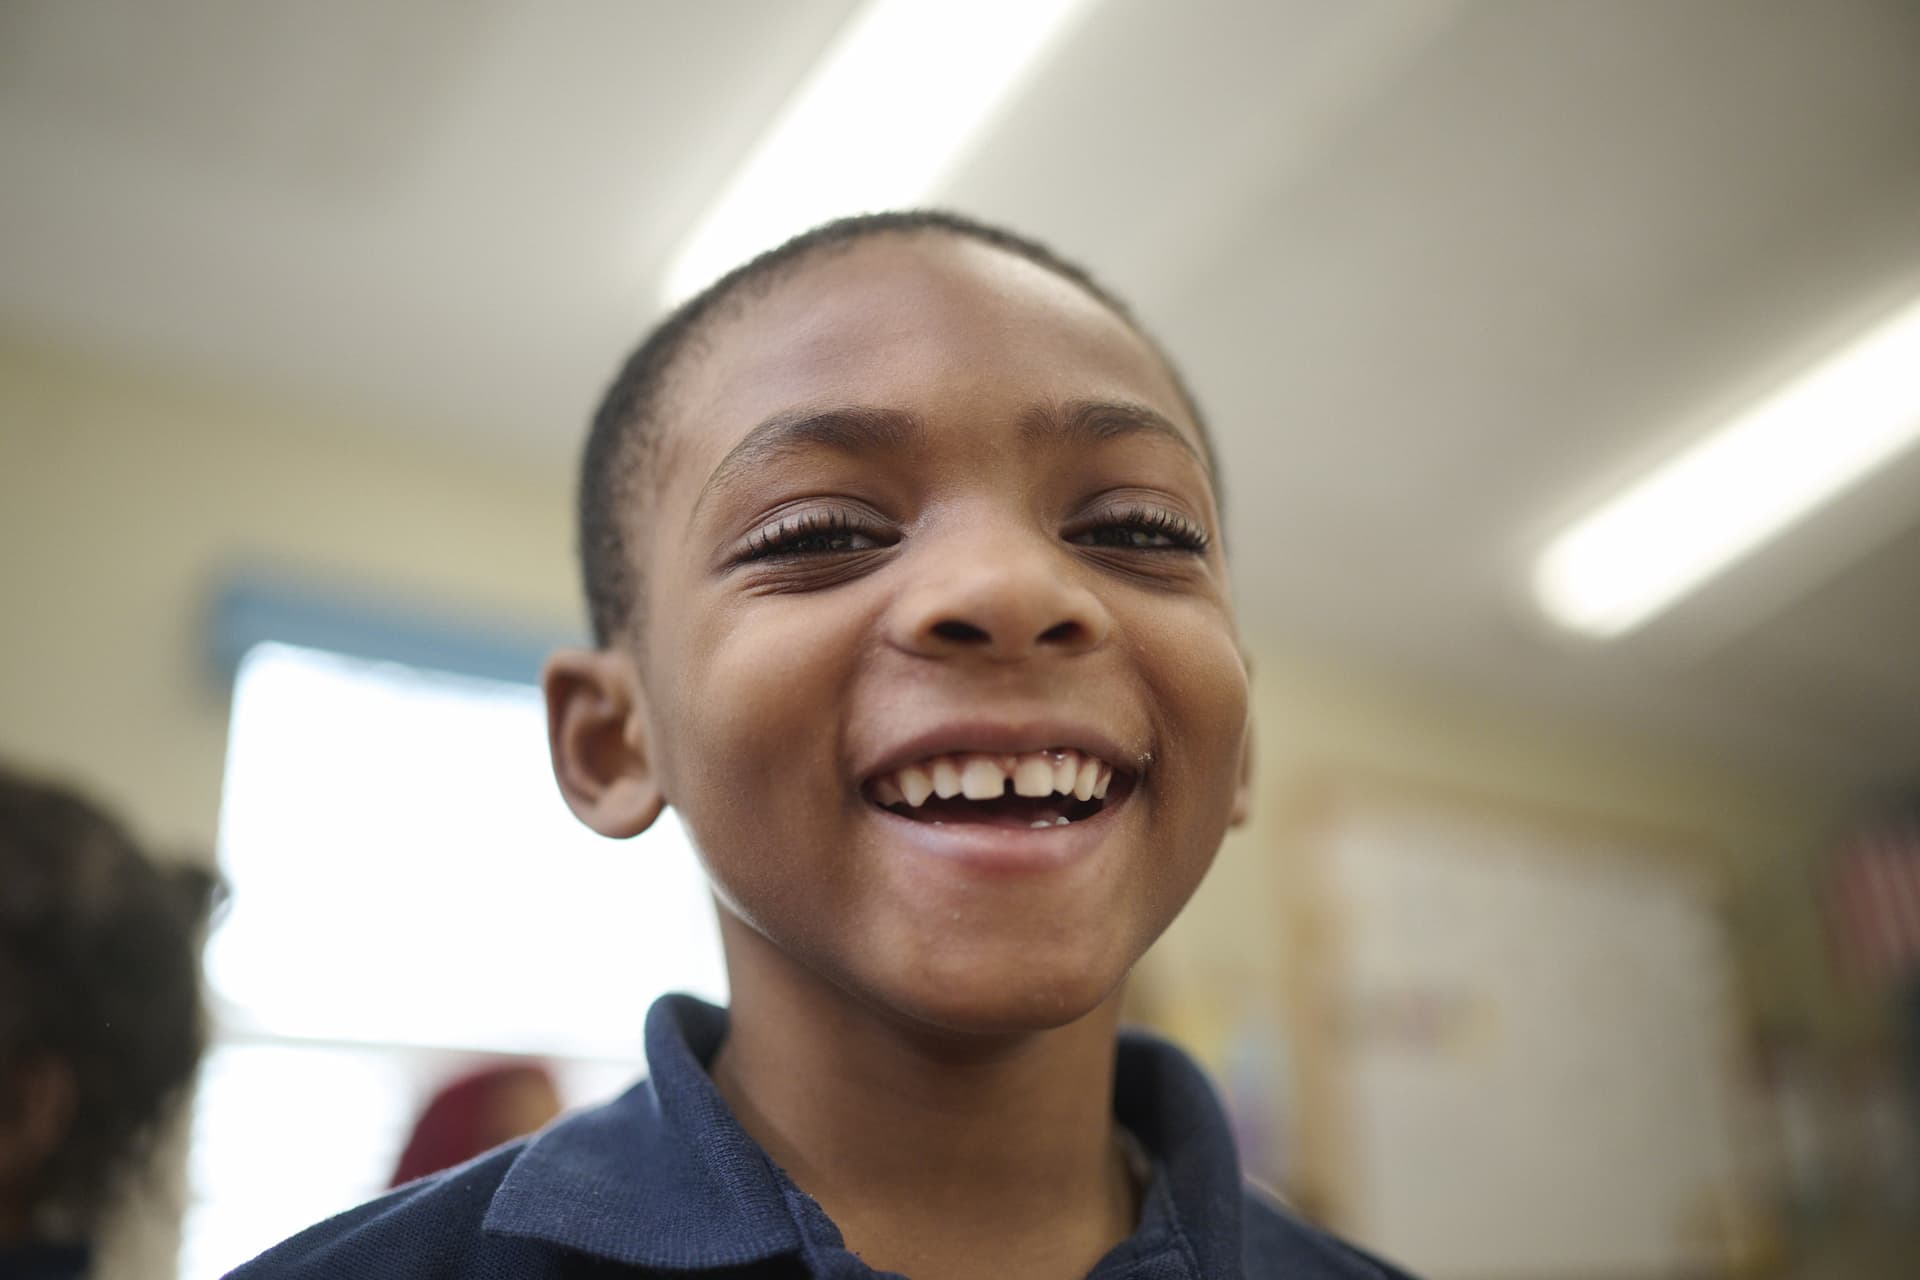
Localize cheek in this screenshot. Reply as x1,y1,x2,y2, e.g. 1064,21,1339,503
1142,604,1249,786
648,597,866,908
1141,613,1249,889
658,599,849,786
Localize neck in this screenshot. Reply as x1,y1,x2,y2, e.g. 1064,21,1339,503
710,918,1139,1280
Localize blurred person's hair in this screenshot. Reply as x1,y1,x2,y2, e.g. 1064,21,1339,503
577,208,1220,646
0,767,222,1237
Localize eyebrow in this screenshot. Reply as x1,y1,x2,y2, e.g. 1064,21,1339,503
1020,400,1205,469
691,397,1206,520
691,406,924,519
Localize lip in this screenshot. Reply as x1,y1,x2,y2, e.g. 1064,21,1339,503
865,771,1137,875
857,716,1145,784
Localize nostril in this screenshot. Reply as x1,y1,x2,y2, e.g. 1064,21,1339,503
1038,620,1081,645
931,619,990,644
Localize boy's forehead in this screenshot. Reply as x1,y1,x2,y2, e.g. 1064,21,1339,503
650,236,1198,504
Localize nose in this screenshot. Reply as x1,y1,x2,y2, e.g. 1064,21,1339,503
887,527,1113,662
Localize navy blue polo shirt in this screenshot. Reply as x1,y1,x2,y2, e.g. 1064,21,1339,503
229,995,1414,1279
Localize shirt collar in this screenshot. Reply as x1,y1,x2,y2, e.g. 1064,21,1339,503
1111,1023,1248,1276
483,994,803,1269
484,994,1246,1274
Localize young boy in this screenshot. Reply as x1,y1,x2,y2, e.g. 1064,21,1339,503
231,211,1416,1280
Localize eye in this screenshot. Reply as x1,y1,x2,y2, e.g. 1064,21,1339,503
738,509,889,562
1070,506,1210,553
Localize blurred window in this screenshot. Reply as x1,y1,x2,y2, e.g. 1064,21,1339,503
182,642,725,1279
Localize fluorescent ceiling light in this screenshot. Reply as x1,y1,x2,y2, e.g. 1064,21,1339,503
661,0,1092,305
1534,295,1920,637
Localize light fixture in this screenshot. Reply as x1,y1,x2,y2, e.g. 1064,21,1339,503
661,0,1092,305
1534,295,1920,637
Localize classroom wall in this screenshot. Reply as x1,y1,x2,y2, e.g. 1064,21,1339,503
0,338,1866,1275
0,339,580,854
1156,648,1860,1044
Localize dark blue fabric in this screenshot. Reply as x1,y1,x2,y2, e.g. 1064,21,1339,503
227,995,1415,1278
0,1242,91,1280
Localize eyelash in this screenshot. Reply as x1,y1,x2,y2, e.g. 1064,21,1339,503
1072,506,1210,554
739,509,882,561
735,505,1209,563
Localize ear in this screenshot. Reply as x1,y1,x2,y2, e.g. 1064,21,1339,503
1228,715,1255,828
1229,656,1255,828
542,647,665,839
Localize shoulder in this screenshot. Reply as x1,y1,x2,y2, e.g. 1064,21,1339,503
223,1143,559,1280
1239,1184,1422,1280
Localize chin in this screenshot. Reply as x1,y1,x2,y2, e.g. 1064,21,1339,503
874,952,1130,1039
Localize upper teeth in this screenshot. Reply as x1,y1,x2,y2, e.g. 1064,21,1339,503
872,749,1113,808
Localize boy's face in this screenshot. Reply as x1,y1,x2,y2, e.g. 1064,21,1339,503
630,235,1247,1034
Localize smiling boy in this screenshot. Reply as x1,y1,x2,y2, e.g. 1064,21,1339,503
230,212,1415,1279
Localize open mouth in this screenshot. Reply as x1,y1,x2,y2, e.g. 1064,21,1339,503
864,748,1134,829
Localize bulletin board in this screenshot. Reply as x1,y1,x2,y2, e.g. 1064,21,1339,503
1293,785,1757,1280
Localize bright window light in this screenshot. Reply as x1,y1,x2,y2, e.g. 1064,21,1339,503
185,642,726,1277
183,1043,642,1278
206,643,726,1055
662,0,1094,303
1534,295,1920,637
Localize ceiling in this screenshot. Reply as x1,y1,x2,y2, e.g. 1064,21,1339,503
4,0,1918,788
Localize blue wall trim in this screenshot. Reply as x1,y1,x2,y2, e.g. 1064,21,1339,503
207,570,585,689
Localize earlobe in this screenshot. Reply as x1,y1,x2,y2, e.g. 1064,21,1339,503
1228,712,1254,829
542,648,665,839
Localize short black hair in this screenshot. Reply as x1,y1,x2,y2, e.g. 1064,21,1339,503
0,768,221,1233
577,209,1215,646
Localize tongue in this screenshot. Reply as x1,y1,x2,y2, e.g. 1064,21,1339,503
899,793,1077,827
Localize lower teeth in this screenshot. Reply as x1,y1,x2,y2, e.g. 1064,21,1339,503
880,793,1105,826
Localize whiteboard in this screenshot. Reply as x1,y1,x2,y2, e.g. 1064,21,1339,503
1316,796,1751,1279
